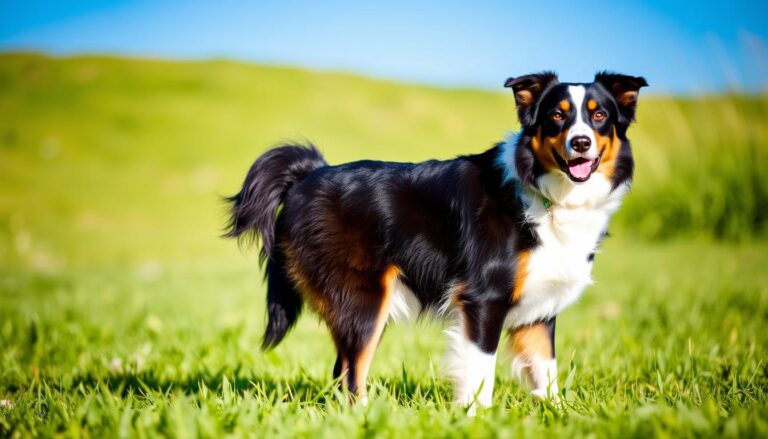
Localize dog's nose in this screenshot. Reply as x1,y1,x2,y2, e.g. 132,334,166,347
571,136,591,153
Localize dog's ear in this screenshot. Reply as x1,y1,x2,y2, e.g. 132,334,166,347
594,72,648,123
504,72,559,127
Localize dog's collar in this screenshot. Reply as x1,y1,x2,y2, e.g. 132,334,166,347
542,196,553,218
516,183,554,218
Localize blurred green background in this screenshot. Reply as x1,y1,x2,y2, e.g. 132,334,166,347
1,52,767,436
2,52,766,272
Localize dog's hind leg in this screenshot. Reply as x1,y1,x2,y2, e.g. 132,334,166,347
328,266,399,403
332,352,347,382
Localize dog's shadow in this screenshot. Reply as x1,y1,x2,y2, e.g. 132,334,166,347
61,370,448,406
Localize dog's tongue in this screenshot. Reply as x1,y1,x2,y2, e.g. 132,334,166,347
568,158,593,179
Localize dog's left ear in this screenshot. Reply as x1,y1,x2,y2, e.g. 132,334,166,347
594,72,648,123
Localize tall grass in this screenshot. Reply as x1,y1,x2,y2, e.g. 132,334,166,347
626,95,768,239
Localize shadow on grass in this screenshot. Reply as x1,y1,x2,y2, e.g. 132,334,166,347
45,369,449,406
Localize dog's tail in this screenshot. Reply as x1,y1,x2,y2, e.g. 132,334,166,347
224,143,327,349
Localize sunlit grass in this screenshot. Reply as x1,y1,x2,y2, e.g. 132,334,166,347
628,95,768,239
2,240,766,436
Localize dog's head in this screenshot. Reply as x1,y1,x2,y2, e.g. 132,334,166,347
505,72,647,191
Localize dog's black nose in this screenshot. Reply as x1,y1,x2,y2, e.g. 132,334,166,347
571,136,591,153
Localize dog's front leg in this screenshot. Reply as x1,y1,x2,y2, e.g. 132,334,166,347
446,295,508,415
508,317,559,401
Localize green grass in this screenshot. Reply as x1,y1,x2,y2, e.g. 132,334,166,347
1,53,767,437
2,241,766,437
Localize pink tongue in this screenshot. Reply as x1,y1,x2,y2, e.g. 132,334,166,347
568,160,593,179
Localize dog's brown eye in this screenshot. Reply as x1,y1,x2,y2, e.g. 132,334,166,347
551,111,564,121
592,111,606,122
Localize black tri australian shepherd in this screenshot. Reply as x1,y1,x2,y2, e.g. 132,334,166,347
226,71,647,411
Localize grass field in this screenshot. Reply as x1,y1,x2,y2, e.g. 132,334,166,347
1,53,767,437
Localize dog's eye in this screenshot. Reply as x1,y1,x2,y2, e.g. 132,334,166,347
551,111,564,121
592,111,606,122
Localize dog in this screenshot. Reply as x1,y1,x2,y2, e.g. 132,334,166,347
225,71,647,411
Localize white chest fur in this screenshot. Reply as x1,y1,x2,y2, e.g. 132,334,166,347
504,174,628,328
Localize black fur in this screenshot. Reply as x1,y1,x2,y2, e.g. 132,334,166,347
544,317,556,357
225,144,327,261
261,243,303,349
280,147,535,312
225,144,327,348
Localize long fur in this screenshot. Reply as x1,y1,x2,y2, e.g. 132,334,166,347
225,143,327,348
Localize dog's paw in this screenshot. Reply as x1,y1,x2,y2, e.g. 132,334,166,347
531,388,560,403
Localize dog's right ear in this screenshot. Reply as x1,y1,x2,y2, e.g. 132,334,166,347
504,72,559,127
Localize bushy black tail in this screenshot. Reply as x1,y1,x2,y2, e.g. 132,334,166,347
225,143,327,349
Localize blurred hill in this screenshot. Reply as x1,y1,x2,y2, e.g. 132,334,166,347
1,53,766,271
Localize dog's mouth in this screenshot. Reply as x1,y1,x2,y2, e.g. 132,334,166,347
552,149,602,183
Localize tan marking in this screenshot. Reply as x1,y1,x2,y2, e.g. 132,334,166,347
512,250,531,302
544,130,568,168
559,100,571,111
353,265,399,395
282,243,330,319
595,126,621,180
587,99,598,111
447,282,473,339
530,127,560,172
617,90,638,107
515,90,534,107
448,282,467,307
508,322,553,360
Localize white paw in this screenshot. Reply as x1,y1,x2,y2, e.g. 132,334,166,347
531,387,560,403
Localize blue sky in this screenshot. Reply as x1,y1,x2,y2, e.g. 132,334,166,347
1,1,766,94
